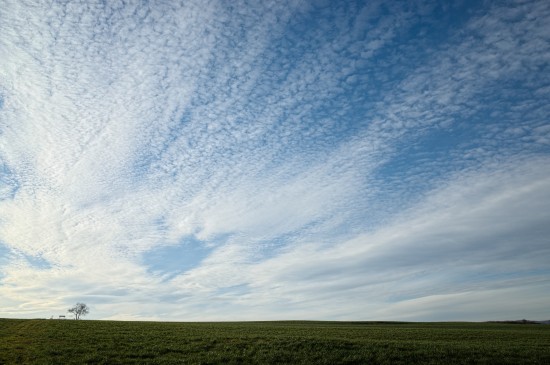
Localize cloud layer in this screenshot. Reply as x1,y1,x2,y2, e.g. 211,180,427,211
1,0,549,321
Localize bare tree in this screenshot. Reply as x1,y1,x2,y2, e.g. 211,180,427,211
68,302,89,320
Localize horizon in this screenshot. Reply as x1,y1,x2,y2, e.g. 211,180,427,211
4,317,550,324
1,0,549,322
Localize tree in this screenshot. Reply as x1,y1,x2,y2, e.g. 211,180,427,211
68,302,89,320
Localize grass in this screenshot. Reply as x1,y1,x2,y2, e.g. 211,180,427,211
1,319,549,364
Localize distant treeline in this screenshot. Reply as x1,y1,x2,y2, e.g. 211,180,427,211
487,320,550,325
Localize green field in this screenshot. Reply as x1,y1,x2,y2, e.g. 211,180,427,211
1,319,549,364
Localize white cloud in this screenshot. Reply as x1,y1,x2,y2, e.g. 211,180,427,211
0,0,549,321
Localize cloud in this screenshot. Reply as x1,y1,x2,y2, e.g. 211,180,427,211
0,0,549,321
206,157,550,320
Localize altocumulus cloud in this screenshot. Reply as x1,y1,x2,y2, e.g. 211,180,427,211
0,0,549,321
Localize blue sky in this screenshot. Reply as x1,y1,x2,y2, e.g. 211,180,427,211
0,0,549,321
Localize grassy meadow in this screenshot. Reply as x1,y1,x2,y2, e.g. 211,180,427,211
1,318,549,364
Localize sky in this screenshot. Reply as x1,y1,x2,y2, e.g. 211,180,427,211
0,0,549,322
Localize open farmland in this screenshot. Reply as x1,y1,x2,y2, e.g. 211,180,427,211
1,319,549,364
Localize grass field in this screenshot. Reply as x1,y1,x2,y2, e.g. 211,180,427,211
1,319,549,364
